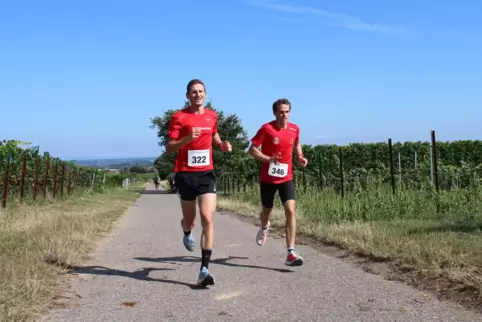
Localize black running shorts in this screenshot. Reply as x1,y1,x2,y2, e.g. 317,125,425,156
259,180,296,209
174,170,216,201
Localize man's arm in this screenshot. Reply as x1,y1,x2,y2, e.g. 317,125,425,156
212,132,232,152
294,131,308,167
248,125,275,162
210,113,232,152
295,139,303,158
248,144,271,163
212,132,222,148
165,113,197,153
166,136,192,153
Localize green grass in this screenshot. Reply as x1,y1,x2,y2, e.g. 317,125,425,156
218,180,482,300
0,183,144,322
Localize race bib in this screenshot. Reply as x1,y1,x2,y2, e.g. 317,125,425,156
188,149,210,167
268,162,288,178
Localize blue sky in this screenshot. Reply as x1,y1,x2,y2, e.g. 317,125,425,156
1,0,481,159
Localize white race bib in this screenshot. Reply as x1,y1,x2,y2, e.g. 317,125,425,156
268,162,288,178
188,149,210,167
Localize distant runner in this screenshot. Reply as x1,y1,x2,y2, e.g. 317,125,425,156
166,79,232,286
153,176,159,189
248,98,308,266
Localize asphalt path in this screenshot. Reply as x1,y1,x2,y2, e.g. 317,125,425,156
39,184,482,321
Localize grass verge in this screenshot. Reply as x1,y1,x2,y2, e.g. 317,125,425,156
0,183,144,322
217,184,482,311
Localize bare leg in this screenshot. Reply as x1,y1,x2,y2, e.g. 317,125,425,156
256,207,272,246
180,199,196,231
180,199,196,252
196,192,216,285
260,206,272,228
283,200,296,249
283,199,303,266
198,193,216,249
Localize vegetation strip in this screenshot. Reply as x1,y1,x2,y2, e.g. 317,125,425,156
217,194,482,312
0,184,143,322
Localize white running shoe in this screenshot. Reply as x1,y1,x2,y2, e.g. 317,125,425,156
256,221,270,246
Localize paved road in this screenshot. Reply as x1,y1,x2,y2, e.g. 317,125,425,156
40,184,481,322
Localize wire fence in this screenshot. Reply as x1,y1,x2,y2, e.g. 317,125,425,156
205,131,482,215
0,145,138,209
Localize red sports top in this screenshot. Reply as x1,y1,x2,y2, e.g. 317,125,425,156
250,121,300,184
168,107,218,173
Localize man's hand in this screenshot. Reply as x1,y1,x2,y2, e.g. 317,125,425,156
187,127,201,141
298,155,308,167
219,141,232,152
268,152,282,165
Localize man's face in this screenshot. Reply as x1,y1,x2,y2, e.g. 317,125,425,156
274,103,290,124
186,83,205,107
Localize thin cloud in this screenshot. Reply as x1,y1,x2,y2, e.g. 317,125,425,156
247,0,407,36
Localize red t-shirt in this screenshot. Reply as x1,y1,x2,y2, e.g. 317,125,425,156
250,121,300,184
168,107,218,173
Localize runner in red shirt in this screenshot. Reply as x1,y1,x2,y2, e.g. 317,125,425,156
248,98,308,266
166,79,232,286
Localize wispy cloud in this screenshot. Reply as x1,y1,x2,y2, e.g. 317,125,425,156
247,0,408,36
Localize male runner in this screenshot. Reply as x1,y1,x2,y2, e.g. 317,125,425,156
166,79,232,286
248,98,308,266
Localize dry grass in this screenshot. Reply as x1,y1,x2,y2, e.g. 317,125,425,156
160,180,169,189
0,184,143,322
218,184,482,306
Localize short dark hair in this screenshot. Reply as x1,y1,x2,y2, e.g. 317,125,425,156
186,79,206,93
272,98,291,113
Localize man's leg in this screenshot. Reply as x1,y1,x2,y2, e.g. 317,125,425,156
175,173,196,252
256,182,276,246
194,171,217,286
283,200,297,251
279,180,303,266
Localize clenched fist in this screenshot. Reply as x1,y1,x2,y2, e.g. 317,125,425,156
188,127,201,141
219,141,232,152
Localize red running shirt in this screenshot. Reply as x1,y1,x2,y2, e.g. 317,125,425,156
250,121,300,184
168,107,218,173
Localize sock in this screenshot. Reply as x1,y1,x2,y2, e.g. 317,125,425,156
288,246,295,253
183,230,191,237
201,248,212,270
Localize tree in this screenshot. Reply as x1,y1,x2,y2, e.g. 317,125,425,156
149,101,250,180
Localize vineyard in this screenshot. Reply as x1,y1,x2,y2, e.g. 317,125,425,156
0,140,138,209
212,131,482,219
211,131,482,197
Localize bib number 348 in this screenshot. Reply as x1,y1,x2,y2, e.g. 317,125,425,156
188,149,210,167
268,162,288,178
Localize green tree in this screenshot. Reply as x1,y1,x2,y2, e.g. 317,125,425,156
129,165,149,173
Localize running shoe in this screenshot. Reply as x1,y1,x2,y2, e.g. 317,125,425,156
180,218,195,252
197,267,215,286
285,249,303,266
256,221,271,246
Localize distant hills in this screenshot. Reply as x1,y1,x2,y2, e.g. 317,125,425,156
73,157,156,169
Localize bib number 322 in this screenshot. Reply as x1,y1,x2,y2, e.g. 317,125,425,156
268,162,288,178
188,149,210,167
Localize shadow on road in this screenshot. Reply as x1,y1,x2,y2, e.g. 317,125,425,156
64,265,207,290
138,189,174,195
133,256,294,273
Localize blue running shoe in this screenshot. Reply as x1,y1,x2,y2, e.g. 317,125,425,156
181,219,195,252
197,267,215,286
